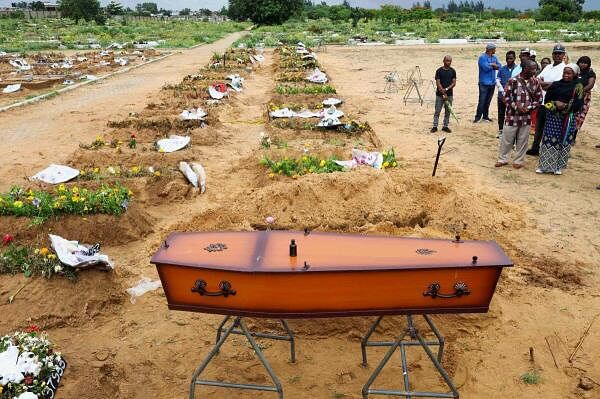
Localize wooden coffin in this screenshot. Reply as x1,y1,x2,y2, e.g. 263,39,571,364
151,231,512,318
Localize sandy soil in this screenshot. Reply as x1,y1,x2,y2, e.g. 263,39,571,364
1,39,599,399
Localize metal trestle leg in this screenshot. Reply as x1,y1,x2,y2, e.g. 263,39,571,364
189,316,294,399
361,315,459,399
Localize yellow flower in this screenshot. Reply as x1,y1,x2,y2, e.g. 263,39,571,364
319,160,326,167
309,167,315,173
128,190,133,196
292,174,299,179
153,171,161,177
158,148,165,153
27,195,34,201
71,196,79,202
80,170,86,176
268,173,275,179
39,247,49,256
28,189,34,196
58,184,66,192
47,254,57,260
302,156,308,162
53,201,61,208
93,167,100,174
59,195,66,201
383,161,389,168
392,162,397,167
96,135,103,142
131,166,140,174
13,200,23,208
278,170,283,174
72,187,79,193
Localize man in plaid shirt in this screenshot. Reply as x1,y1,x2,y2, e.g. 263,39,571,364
495,60,543,169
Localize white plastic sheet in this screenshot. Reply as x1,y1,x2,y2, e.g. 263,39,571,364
323,97,343,106
253,54,265,63
306,68,328,84
270,108,321,119
208,85,227,100
227,74,244,92
126,277,162,304
114,57,128,66
0,346,24,385
179,108,207,121
320,105,344,119
179,161,206,193
49,234,114,271
157,135,190,153
2,84,21,94
333,149,384,170
9,59,31,71
30,164,79,184
318,116,341,127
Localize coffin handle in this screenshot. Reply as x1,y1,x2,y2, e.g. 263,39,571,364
191,279,236,298
423,282,470,299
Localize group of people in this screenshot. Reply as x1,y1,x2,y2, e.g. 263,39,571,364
431,42,596,187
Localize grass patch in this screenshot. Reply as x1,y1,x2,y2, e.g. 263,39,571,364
521,370,541,385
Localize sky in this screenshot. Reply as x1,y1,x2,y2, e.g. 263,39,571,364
1,0,598,12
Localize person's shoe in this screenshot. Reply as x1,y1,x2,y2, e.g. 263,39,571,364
526,149,539,156
495,162,508,167
430,127,438,133
473,118,481,123
482,117,493,123
535,168,544,174
596,184,600,190
513,163,523,169
595,143,600,148
496,130,503,138
554,170,562,175
441,127,451,133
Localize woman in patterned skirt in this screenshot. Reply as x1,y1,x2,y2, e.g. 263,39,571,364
537,64,584,175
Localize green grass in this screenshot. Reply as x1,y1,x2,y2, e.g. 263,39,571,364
521,370,541,385
234,17,600,48
0,18,249,53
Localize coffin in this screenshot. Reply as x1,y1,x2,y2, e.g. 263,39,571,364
151,231,512,318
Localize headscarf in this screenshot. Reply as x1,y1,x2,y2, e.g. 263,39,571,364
564,63,580,76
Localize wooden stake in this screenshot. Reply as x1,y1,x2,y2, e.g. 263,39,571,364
569,313,599,363
529,347,534,362
545,337,559,368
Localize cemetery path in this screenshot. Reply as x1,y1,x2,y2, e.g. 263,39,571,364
0,30,247,190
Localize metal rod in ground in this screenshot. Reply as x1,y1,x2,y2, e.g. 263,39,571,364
432,137,447,177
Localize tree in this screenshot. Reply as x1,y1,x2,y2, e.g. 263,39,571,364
179,7,191,15
59,0,105,24
537,0,585,22
106,0,124,15
11,2,29,8
228,0,304,25
30,1,45,10
135,2,158,15
158,8,171,16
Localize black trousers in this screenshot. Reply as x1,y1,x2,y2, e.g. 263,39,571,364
530,106,546,152
497,97,506,131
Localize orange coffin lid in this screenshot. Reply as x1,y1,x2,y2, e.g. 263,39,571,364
151,231,513,273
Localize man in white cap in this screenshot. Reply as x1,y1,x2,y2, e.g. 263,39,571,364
527,43,567,156
474,42,501,123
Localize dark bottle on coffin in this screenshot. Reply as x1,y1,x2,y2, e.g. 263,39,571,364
290,239,297,257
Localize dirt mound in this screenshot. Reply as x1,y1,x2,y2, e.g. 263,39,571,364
4,205,155,248
173,163,524,243
0,270,124,332
516,252,585,291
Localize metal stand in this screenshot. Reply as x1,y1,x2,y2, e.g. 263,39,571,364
361,315,459,399
189,316,296,399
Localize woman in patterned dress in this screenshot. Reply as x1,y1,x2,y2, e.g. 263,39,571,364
537,64,584,175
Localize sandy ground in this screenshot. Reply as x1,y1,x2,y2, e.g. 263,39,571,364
0,39,599,399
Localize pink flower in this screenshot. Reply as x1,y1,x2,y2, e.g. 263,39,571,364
265,216,275,225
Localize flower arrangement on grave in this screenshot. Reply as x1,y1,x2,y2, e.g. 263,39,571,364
381,148,398,169
0,184,133,221
0,328,67,399
259,132,272,149
260,155,344,178
78,136,106,150
0,239,75,279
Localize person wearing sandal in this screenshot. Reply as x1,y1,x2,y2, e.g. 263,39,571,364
495,60,542,169
536,63,584,175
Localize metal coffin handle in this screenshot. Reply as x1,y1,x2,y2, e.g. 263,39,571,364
423,281,470,299
191,279,236,298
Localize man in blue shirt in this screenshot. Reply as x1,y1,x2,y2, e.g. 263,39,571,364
495,50,516,137
474,43,501,123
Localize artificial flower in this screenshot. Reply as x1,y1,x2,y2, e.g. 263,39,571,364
2,234,14,245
